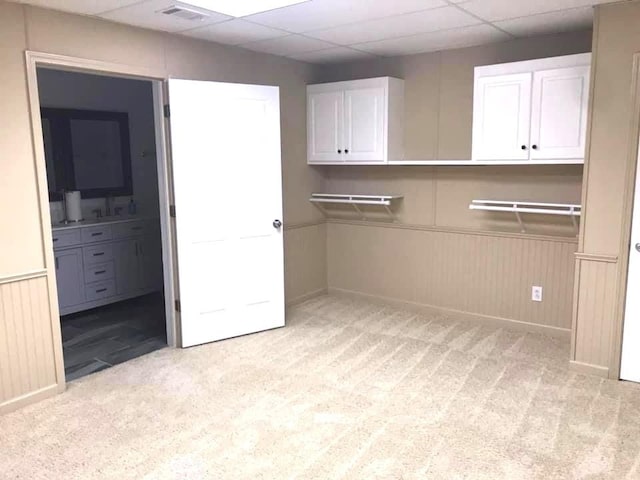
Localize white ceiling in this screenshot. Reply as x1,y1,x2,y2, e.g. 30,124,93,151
14,0,613,64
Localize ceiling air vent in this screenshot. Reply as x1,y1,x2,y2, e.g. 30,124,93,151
159,5,210,22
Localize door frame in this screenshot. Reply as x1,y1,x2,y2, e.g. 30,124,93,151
24,51,179,391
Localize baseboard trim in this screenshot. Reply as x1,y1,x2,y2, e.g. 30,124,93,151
569,360,610,378
329,287,571,339
0,383,61,416
286,288,328,307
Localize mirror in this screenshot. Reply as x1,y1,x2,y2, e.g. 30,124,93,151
42,107,133,201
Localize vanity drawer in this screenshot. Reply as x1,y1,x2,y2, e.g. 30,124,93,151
83,244,114,265
112,220,145,239
85,279,116,301
84,261,115,284
81,225,112,244
52,229,82,249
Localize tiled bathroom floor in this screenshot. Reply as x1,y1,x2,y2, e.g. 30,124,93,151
60,293,167,381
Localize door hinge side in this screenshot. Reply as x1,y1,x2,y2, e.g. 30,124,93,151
175,299,181,312
169,205,176,218
164,104,170,118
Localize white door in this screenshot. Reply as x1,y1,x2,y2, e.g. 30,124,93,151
343,87,385,162
530,66,590,160
168,79,284,348
307,90,343,163
621,139,640,382
472,73,532,161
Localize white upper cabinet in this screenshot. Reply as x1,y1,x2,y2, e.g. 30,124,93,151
530,66,590,160
307,77,404,164
308,90,343,163
473,73,532,161
472,53,591,163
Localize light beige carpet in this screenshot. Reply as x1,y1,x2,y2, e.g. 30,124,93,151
2,294,640,479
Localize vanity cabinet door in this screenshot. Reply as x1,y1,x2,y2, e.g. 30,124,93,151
54,248,85,309
113,239,141,294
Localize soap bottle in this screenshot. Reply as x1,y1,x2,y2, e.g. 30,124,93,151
128,198,137,215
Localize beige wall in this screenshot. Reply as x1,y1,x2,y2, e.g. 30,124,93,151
315,31,591,335
329,222,577,335
0,1,327,413
572,0,640,377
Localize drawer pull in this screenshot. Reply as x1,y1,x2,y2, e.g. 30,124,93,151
53,238,59,242
93,252,105,257
91,232,103,237
95,288,107,293
94,270,106,275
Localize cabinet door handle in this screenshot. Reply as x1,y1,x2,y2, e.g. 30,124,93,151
521,145,527,150
93,252,105,257
53,238,59,243
337,149,342,153
532,145,538,150
55,256,59,270
95,288,107,293
345,149,349,154
91,232,103,237
94,270,106,275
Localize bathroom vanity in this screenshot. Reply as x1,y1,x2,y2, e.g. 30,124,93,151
52,217,162,315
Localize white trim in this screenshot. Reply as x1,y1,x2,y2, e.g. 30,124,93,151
310,159,585,166
569,360,610,378
25,51,178,361
0,270,48,285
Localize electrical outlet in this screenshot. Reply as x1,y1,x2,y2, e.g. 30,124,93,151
532,286,543,302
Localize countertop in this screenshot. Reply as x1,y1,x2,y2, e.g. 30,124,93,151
52,216,145,231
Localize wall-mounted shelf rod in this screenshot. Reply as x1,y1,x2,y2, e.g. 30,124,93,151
310,193,403,221
469,200,581,233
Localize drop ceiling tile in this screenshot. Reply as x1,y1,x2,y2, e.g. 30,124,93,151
181,19,288,45
15,0,141,15
496,7,593,37
242,34,335,56
458,0,608,22
307,6,481,45
290,46,377,64
355,24,510,57
99,0,231,33
244,0,448,33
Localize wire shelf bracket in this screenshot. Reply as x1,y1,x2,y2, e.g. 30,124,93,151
310,193,403,221
469,200,581,234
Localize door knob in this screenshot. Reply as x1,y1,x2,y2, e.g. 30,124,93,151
273,219,282,229
635,243,640,253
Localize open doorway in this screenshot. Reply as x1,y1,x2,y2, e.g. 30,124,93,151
36,67,171,381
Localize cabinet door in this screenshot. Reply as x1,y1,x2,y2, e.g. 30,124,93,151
54,248,84,309
307,90,343,163
113,239,141,294
343,87,386,162
137,236,162,291
472,73,532,161
529,66,590,160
